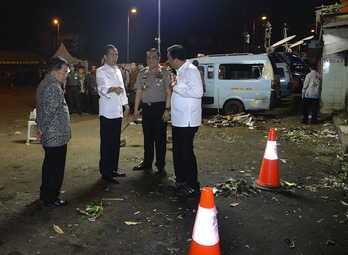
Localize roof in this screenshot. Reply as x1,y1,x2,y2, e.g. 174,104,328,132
54,43,82,65
0,51,47,64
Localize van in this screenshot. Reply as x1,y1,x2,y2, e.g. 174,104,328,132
270,52,309,93
276,62,293,97
190,53,280,114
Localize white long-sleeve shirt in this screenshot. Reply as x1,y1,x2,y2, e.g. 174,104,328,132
97,64,128,119
171,60,203,127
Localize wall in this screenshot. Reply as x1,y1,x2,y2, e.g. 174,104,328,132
321,55,348,113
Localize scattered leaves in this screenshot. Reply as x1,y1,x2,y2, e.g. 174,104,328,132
77,201,104,221
53,224,64,235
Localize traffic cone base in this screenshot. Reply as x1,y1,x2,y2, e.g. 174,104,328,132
189,240,220,255
254,128,284,192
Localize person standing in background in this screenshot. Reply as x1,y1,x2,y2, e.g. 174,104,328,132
35,56,71,207
97,45,129,184
301,63,321,124
166,45,203,197
132,48,171,176
64,64,81,115
86,65,99,115
128,63,139,114
78,66,88,113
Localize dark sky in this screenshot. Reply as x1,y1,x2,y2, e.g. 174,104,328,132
0,0,337,63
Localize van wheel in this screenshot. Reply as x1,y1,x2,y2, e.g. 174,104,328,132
223,100,244,114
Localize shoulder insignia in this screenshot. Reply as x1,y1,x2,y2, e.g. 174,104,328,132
140,67,148,73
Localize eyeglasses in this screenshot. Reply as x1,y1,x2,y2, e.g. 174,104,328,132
57,69,70,75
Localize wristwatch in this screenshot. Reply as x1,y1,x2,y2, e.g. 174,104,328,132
165,107,171,111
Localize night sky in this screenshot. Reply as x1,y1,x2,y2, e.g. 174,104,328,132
0,0,338,64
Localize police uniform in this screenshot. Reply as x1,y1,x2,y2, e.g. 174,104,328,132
134,65,171,171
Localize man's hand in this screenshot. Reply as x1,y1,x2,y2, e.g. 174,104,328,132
123,105,130,121
162,110,170,122
35,127,42,139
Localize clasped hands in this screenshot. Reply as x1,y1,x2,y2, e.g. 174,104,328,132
108,86,124,95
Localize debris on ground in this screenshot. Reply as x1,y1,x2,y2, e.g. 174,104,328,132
77,201,104,221
202,113,257,128
214,178,260,197
53,224,64,235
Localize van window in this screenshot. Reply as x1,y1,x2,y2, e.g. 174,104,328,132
218,64,263,80
277,68,285,79
207,65,214,79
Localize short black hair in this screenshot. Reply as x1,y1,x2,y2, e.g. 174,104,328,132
48,56,68,72
147,48,160,58
310,63,317,70
102,44,117,57
192,60,199,66
167,45,186,61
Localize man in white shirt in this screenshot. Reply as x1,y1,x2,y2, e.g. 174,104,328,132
166,45,203,197
97,45,129,183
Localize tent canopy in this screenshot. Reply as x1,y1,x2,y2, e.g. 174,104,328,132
54,43,88,70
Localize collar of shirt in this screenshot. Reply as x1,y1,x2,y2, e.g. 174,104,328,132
176,60,190,76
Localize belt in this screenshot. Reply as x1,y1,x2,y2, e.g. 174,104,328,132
143,102,165,106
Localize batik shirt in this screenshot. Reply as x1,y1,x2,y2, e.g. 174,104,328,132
36,74,71,147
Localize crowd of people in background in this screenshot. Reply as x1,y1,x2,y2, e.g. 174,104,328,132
0,67,44,86
59,62,140,116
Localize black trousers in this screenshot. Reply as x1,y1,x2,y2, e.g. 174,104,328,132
172,126,199,189
40,144,67,202
99,116,122,176
89,93,99,114
142,102,167,168
302,98,319,123
66,86,81,113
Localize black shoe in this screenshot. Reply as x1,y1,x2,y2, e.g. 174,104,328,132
102,174,119,184
168,182,187,192
133,163,151,171
44,199,68,207
155,167,167,176
176,186,200,197
113,171,126,177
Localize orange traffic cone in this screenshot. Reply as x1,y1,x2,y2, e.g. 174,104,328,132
253,128,284,191
189,187,220,255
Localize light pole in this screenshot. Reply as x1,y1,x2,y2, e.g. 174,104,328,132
53,19,60,46
127,8,137,63
155,0,161,58
252,15,267,52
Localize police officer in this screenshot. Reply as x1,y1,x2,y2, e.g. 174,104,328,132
63,64,81,114
133,48,172,176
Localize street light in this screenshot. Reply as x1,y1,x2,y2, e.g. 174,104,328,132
252,15,267,52
53,19,60,46
127,8,137,63
155,0,161,58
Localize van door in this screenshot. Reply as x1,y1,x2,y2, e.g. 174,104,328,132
201,64,216,106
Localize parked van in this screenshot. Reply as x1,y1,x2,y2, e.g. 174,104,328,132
276,62,293,97
270,52,309,93
190,53,280,114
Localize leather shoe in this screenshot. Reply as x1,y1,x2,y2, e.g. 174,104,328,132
156,167,167,176
44,199,68,207
133,163,151,171
102,175,119,184
112,170,126,177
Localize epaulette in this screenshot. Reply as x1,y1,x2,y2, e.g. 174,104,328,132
140,67,149,73
159,65,170,72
